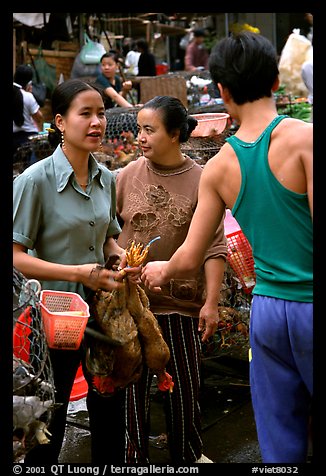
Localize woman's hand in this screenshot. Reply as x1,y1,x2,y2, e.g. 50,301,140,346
118,265,143,284
78,263,124,291
198,302,219,342
114,252,142,284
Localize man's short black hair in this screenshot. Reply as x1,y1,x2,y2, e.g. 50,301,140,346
193,28,206,37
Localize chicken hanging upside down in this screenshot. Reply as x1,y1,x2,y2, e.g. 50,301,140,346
87,239,174,395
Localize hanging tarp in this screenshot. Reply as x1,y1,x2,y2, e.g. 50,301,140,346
13,13,50,28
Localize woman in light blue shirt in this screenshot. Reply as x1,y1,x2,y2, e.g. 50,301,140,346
13,79,135,463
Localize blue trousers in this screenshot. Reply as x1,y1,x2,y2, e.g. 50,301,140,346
249,295,313,463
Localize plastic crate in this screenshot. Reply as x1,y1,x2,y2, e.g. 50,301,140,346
40,290,89,350
226,231,256,294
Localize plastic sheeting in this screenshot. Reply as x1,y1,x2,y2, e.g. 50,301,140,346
13,13,50,28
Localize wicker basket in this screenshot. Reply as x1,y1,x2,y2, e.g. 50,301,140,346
40,290,89,350
139,74,188,107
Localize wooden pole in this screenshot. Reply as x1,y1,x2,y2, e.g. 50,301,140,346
13,28,16,74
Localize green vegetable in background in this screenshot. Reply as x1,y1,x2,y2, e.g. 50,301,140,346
280,102,312,122
274,84,312,122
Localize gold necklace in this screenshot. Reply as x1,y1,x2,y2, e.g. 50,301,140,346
75,174,89,188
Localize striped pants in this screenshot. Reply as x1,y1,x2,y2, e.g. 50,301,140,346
123,313,203,464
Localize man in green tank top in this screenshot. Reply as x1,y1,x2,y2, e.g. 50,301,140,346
141,31,313,464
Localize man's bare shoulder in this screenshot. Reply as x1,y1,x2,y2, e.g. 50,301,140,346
203,142,240,184
201,141,241,207
280,117,313,141
205,141,237,172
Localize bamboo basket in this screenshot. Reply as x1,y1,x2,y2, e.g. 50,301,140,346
140,74,188,107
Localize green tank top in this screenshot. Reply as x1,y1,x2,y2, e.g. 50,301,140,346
226,115,313,302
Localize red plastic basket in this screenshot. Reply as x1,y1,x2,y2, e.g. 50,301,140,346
40,290,89,350
226,230,256,294
13,306,87,401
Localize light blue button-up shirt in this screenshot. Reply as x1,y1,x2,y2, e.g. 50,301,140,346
13,145,121,298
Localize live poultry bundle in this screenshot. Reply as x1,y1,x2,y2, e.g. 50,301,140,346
13,268,55,462
85,240,174,396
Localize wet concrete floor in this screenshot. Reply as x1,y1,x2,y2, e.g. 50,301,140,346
59,356,262,464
